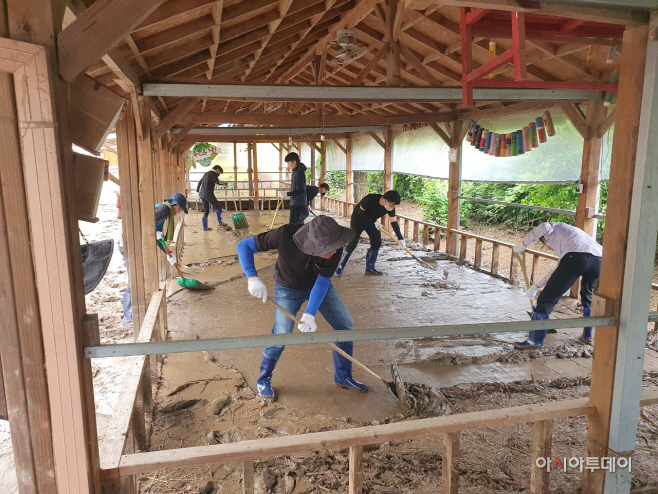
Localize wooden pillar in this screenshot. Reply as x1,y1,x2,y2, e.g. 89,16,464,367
320,139,327,184
5,1,101,492
442,432,460,494
247,142,254,199
348,445,364,494
233,142,239,195
530,419,553,494
384,130,393,191
311,144,316,184
279,144,284,187
117,104,146,329
385,0,401,86
584,25,650,494
446,121,463,256
346,136,353,204
253,142,260,207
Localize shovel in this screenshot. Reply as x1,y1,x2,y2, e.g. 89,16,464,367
158,239,213,290
513,252,555,330
267,297,408,406
379,227,438,271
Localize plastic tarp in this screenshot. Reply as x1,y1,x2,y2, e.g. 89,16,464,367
326,139,347,171
353,133,385,171
300,142,312,169
393,126,450,178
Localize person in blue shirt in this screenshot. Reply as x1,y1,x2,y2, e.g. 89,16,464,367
155,193,188,265
236,216,364,400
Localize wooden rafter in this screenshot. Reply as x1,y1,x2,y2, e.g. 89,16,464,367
206,0,224,79
151,98,199,142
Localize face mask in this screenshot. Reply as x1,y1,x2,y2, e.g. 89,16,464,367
320,193,326,196
384,204,394,211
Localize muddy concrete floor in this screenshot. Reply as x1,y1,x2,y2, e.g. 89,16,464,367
143,208,658,493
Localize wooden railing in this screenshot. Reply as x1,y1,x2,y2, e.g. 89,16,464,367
100,390,658,494
321,197,559,284
98,290,166,493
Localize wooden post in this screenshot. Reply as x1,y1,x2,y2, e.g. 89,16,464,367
446,121,463,256
311,144,316,184
233,142,239,195
117,104,146,329
442,432,460,494
584,25,649,494
572,99,607,297
253,142,260,207
279,143,284,190
530,419,553,494
247,142,254,200
4,3,102,491
243,460,254,494
346,136,353,204
348,445,364,494
384,130,393,191
320,139,327,184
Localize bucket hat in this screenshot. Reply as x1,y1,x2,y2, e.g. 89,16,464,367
167,193,188,214
293,216,355,256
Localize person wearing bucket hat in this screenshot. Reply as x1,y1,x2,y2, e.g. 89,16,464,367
236,216,367,399
155,193,188,265
284,151,308,224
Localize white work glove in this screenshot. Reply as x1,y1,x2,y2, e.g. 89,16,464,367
513,242,527,254
195,191,200,200
399,238,406,249
247,277,268,303
167,254,177,266
374,220,383,229
156,231,164,241
298,313,317,333
279,190,287,199
526,285,539,300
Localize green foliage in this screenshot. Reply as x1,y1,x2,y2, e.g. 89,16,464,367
192,142,212,153
393,174,425,200
325,171,346,199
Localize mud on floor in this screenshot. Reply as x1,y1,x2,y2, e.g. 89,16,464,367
141,354,658,494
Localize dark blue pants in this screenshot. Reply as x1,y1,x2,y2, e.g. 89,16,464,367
536,252,601,314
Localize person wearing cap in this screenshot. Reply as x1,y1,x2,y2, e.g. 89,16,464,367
235,216,365,399
512,222,602,349
196,165,227,230
155,193,188,266
283,152,307,224
336,190,405,276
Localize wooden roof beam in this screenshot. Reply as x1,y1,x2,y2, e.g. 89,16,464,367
136,16,215,57
180,112,458,126
278,0,383,83
152,98,200,142
206,1,224,79
58,0,164,82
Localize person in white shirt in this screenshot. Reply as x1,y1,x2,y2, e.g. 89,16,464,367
513,222,602,349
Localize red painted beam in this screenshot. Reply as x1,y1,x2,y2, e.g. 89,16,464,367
511,12,526,81
473,78,618,92
466,48,514,83
472,22,623,40
562,19,587,33
471,27,621,46
465,8,490,26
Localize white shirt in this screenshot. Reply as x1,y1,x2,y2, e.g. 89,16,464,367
523,222,602,287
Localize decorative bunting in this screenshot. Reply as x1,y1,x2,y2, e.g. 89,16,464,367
465,111,557,157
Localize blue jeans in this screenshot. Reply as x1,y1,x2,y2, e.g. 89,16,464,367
263,282,353,359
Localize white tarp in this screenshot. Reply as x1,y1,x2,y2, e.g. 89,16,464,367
353,133,385,171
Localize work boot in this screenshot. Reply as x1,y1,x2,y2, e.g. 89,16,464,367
201,217,211,231
335,251,352,277
215,208,224,225
580,307,593,345
527,306,557,333
514,311,550,350
365,249,384,275
256,355,278,399
333,342,368,393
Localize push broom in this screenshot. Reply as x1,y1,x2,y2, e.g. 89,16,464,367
230,185,249,229
158,239,213,290
266,297,408,408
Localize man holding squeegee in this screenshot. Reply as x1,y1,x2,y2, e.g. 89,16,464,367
236,216,367,399
155,192,188,265
336,190,405,276
513,222,602,349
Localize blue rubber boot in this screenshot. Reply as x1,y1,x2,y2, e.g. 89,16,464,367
514,311,550,350
256,355,278,399
333,342,368,392
580,307,593,345
365,249,383,275
215,208,224,225
335,251,352,277
201,216,211,231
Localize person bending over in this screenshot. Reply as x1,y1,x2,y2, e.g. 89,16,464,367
513,222,602,349
336,190,405,276
155,193,188,266
196,165,226,230
236,216,365,399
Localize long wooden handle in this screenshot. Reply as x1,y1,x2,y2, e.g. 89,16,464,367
162,242,185,279
266,297,387,384
269,196,282,231
514,252,535,308
379,226,416,258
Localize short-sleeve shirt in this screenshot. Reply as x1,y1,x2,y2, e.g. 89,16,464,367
352,194,396,224
254,224,341,290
